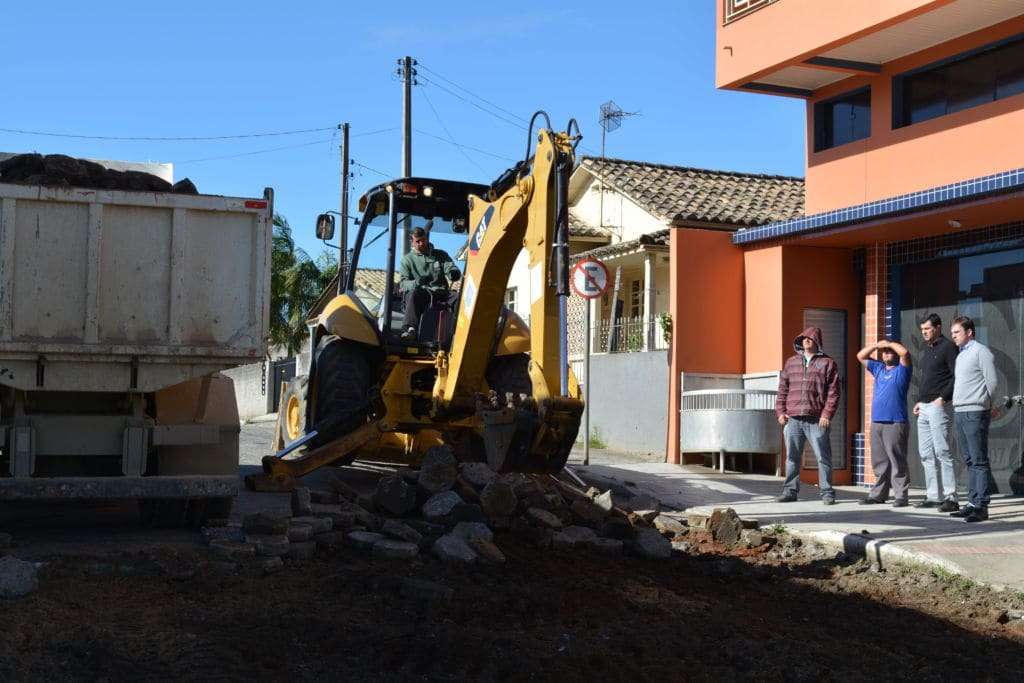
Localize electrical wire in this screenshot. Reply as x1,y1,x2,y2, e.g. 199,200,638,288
0,125,338,142
350,160,391,178
413,129,518,162
417,62,528,124
417,76,527,131
179,138,334,163
418,88,490,176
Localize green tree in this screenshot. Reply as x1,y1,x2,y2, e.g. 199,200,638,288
270,213,337,355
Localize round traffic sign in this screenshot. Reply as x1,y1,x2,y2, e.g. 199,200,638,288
571,259,610,299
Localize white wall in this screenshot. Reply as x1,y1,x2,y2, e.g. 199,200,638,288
224,362,271,420
572,178,667,242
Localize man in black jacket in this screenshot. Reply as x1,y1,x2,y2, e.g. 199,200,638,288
912,313,960,512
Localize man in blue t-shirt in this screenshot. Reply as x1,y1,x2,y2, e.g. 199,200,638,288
856,339,912,507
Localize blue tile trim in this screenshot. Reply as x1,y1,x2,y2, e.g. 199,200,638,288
733,167,1024,245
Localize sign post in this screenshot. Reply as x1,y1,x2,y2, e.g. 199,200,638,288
571,258,610,466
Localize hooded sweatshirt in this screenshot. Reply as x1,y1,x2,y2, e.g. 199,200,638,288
775,326,842,420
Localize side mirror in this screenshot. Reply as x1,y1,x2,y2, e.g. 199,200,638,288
315,213,336,240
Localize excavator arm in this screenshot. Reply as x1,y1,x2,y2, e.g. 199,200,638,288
434,119,583,472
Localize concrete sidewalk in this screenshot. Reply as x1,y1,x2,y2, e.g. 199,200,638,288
574,461,1024,592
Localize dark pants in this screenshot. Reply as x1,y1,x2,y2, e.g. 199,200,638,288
402,288,432,332
954,411,992,510
869,422,910,502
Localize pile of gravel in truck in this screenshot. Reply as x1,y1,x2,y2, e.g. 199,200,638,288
0,153,198,194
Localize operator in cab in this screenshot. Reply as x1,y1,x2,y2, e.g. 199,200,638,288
399,226,461,341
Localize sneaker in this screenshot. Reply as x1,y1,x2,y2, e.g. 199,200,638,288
949,505,976,518
938,499,960,513
892,499,909,508
913,500,940,508
858,497,885,505
964,508,989,523
822,495,836,506
776,493,798,503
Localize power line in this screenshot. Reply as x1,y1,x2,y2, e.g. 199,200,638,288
180,138,334,163
418,88,489,177
417,76,527,131
352,126,399,138
350,160,391,178
417,62,528,124
413,128,518,163
0,124,338,142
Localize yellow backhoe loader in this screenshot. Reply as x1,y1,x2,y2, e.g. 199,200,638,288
246,115,583,492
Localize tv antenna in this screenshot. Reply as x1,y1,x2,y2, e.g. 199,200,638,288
598,100,638,157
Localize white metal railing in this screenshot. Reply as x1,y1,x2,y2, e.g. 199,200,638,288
594,316,669,353
680,389,777,411
723,0,778,24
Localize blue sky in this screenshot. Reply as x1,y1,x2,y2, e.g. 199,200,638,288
1,1,804,267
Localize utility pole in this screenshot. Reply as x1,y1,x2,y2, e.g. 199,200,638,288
398,55,417,256
338,122,350,295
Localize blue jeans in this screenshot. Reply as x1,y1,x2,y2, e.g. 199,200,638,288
782,417,834,498
953,411,992,510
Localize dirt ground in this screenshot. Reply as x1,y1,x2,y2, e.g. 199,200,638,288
3,519,1024,680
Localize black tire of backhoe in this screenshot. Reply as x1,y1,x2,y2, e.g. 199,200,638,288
486,353,532,397
310,335,371,452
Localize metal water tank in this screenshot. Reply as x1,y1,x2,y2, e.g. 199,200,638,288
679,389,780,472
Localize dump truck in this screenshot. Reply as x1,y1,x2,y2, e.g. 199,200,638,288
0,175,273,524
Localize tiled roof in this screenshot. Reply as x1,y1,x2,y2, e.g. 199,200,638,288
306,268,395,321
569,214,611,239
574,229,670,261
579,157,804,227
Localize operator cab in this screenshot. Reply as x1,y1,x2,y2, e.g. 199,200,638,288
319,177,488,355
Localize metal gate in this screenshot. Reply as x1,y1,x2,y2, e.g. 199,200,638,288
802,308,847,469
271,358,296,413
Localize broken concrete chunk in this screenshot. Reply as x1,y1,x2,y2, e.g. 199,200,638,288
707,508,743,546
207,539,257,561
311,505,357,530
242,511,290,536
671,540,693,553
593,490,614,513
287,523,314,543
347,531,385,550
313,531,348,550
451,521,493,545
686,513,709,530
653,514,687,536
623,493,661,515
741,518,761,530
632,528,672,560
432,534,477,563
291,487,313,516
741,529,765,548
526,507,563,530
469,538,506,564
480,480,518,519
552,525,599,550
452,503,487,525
418,445,458,494
353,508,383,532
589,537,624,556
570,498,607,525
291,515,332,535
246,534,290,557
381,519,423,545
372,539,419,560
600,517,635,541
286,541,317,561
422,491,464,524
310,490,341,505
326,472,361,501
459,462,497,490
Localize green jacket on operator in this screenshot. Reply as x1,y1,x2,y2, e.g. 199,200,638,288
398,245,461,294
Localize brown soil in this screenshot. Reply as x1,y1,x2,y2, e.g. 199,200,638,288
2,530,1023,681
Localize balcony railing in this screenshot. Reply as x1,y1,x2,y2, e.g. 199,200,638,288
723,0,778,25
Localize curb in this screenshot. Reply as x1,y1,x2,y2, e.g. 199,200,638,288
243,413,279,425
788,528,969,578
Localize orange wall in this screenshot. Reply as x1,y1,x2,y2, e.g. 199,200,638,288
666,228,745,463
744,247,783,372
804,15,1024,213
715,0,946,89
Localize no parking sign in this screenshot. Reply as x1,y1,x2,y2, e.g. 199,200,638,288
571,258,609,299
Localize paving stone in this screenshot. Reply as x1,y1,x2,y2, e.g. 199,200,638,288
653,515,687,536
202,525,245,543
381,519,423,545
311,504,356,530
400,577,454,603
372,539,419,560
707,508,743,546
242,511,290,536
353,508,383,531
432,534,477,563
686,513,709,530
451,521,493,545
593,490,614,513
310,490,341,504
422,491,464,523
314,531,348,550
291,487,313,516
286,541,317,561
459,462,497,490
247,534,290,557
553,525,599,550
404,519,446,538
326,472,361,501
291,515,332,535
480,480,518,518
469,538,506,564
287,523,314,543
347,530,385,550
527,507,563,529
418,445,458,494
357,494,378,512
633,528,672,560
589,537,624,556
0,556,38,599
208,539,257,561
571,498,607,525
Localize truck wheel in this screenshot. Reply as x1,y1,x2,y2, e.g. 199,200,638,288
279,374,310,447
486,353,532,397
311,335,371,449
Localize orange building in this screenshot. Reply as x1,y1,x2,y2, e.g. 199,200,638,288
668,0,1024,494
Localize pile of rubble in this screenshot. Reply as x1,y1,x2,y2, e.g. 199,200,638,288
0,153,198,194
203,446,709,573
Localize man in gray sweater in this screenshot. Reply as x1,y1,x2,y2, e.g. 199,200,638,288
949,316,1000,523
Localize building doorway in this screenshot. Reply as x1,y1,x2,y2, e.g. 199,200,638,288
802,308,847,471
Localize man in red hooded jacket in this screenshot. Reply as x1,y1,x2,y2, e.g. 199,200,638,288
775,326,842,505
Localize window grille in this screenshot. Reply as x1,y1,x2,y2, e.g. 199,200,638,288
723,0,778,24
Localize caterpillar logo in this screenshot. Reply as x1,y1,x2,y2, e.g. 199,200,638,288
468,205,495,256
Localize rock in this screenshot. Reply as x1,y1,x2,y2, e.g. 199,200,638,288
553,525,599,550
418,445,458,494
593,490,614,513
287,523,314,543
707,508,743,546
286,541,317,561
741,519,761,530
311,504,357,530
422,491,464,524
404,519,446,538
353,508,383,531
400,577,454,603
314,531,348,550
671,540,693,553
208,539,257,561
741,529,765,548
460,462,497,489
242,511,290,536
310,490,341,504
381,519,423,545
202,526,245,543
432,534,477,563
451,521,493,545
372,539,419,560
571,498,608,525
356,494,377,512
452,503,487,525
0,532,13,549
469,538,506,563
527,507,563,530
623,493,661,514
686,513,709,530
589,537,624,556
291,487,313,516
247,534,290,557
347,530,385,550
512,479,543,501
653,515,686,536
633,509,660,524
454,477,481,503
480,480,518,519
291,515,332,535
633,528,672,559
585,486,601,498
326,472,361,501
601,517,635,540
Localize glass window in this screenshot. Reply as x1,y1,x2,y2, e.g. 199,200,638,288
504,287,517,314
814,88,871,152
